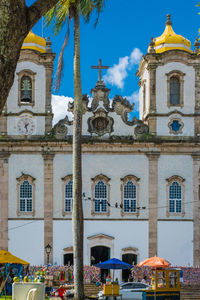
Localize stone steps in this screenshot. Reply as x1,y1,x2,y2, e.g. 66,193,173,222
180,287,200,300
84,283,102,297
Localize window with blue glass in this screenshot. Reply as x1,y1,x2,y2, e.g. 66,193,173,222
169,181,182,213
170,120,182,133
123,181,137,213
19,180,33,212
65,180,73,212
94,181,107,213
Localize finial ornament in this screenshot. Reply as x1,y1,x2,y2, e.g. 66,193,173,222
46,37,52,53
194,37,200,54
149,37,155,53
166,14,172,26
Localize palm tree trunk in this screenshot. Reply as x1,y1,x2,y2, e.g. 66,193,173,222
72,10,84,300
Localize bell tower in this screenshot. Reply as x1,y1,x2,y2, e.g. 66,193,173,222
0,32,55,137
137,15,200,137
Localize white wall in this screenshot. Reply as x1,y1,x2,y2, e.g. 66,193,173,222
158,221,193,266
53,153,149,219
53,154,72,218
53,220,148,266
8,154,44,218
53,221,73,265
7,116,46,136
156,115,194,136
139,66,149,120
82,112,134,136
8,220,44,265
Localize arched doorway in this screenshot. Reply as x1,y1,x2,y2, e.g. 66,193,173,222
122,253,137,282
91,246,110,282
64,253,73,266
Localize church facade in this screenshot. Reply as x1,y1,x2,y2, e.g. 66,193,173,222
0,15,200,274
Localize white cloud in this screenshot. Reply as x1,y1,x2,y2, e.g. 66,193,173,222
52,95,73,125
103,56,129,89
126,91,139,111
130,48,143,65
103,48,143,89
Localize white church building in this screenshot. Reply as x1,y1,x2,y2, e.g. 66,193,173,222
0,15,200,278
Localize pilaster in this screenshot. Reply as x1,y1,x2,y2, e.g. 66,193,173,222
146,151,160,257
194,65,200,136
147,64,157,134
0,107,7,136
192,153,200,266
43,46,55,134
42,151,55,264
44,62,54,133
0,152,10,250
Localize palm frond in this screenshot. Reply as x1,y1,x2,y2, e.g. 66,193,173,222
80,0,105,26
45,0,71,35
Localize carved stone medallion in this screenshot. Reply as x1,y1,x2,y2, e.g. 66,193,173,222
88,108,114,136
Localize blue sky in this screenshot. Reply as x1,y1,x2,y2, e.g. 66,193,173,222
27,0,200,123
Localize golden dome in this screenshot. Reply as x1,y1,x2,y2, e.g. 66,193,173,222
149,15,192,54
22,31,46,53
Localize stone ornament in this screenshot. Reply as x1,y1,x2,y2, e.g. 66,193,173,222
88,108,114,136
53,115,72,139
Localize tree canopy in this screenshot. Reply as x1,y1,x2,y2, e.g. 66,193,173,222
0,0,59,113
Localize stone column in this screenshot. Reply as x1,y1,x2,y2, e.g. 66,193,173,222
146,152,160,257
192,153,200,266
147,64,157,135
42,151,54,264
0,152,10,250
194,66,200,136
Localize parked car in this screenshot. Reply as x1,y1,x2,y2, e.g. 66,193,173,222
98,282,151,300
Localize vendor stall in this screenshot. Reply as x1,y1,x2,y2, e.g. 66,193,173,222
137,256,180,300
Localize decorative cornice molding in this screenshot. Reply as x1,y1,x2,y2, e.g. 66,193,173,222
166,175,185,183
120,174,140,182
146,151,160,159
87,233,114,240
91,173,111,182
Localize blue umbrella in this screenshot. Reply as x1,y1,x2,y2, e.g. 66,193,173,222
95,258,133,270
95,258,133,296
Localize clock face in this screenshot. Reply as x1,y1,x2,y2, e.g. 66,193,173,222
17,114,35,135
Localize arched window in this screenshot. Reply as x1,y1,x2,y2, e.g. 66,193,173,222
94,181,107,212
20,76,32,103
170,76,180,105
17,174,35,216
65,180,73,212
123,181,137,213
91,174,110,215
62,175,73,215
169,181,182,213
166,175,185,217
120,175,140,216
19,180,33,212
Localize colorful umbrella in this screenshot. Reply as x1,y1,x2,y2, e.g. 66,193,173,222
137,256,170,300
95,258,133,270
137,256,170,268
0,250,29,265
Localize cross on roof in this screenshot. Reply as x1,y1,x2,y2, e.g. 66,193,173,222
91,59,109,81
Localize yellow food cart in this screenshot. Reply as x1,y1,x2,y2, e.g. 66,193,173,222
143,268,180,300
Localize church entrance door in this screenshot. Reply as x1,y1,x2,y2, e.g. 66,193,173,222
91,246,110,282
122,253,137,282
64,253,73,266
